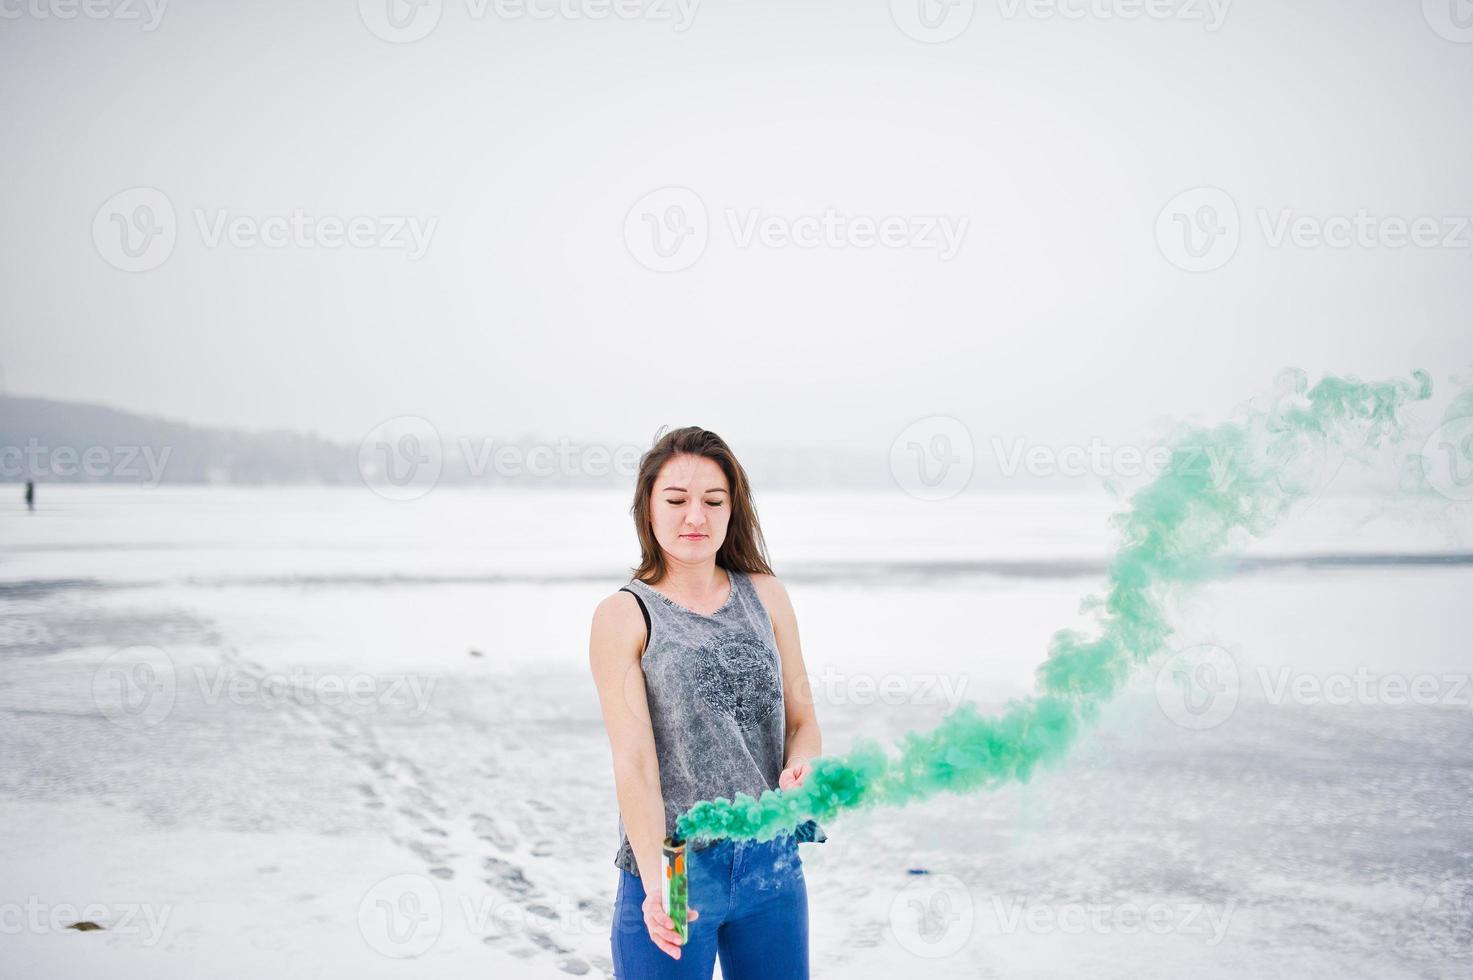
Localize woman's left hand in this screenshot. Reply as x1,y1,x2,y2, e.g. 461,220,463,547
778,759,812,790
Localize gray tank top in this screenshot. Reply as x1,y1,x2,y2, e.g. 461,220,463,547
612,567,826,877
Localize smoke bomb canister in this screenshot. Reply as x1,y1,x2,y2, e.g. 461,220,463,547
661,835,688,944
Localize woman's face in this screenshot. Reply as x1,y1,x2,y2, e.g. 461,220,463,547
649,453,731,563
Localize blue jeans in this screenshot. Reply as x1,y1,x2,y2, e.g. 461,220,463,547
610,832,809,979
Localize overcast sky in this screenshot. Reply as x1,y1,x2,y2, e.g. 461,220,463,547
2,0,1470,457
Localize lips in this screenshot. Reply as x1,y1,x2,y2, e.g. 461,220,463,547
680,534,706,540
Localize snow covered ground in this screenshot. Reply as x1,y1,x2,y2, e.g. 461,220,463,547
2,485,1470,978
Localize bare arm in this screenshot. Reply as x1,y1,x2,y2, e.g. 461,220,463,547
588,591,667,882
753,575,823,781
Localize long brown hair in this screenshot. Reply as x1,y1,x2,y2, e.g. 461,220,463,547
629,426,775,585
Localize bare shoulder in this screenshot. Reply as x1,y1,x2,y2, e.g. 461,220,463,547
745,572,794,620
589,589,647,659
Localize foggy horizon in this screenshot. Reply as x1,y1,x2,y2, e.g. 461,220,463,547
4,0,1472,457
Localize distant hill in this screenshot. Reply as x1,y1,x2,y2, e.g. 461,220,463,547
10,393,1394,494
0,395,895,488
0,395,356,485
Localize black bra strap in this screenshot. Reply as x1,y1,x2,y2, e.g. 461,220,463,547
619,586,651,649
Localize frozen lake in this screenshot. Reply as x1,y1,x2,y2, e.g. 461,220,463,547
2,485,1471,979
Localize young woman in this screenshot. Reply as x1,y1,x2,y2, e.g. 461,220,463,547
588,426,827,979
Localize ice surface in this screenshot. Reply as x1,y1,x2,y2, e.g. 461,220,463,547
2,486,1470,978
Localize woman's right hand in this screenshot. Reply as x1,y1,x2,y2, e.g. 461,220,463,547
640,890,699,959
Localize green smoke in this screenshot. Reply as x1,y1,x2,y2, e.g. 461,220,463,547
675,368,1434,844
